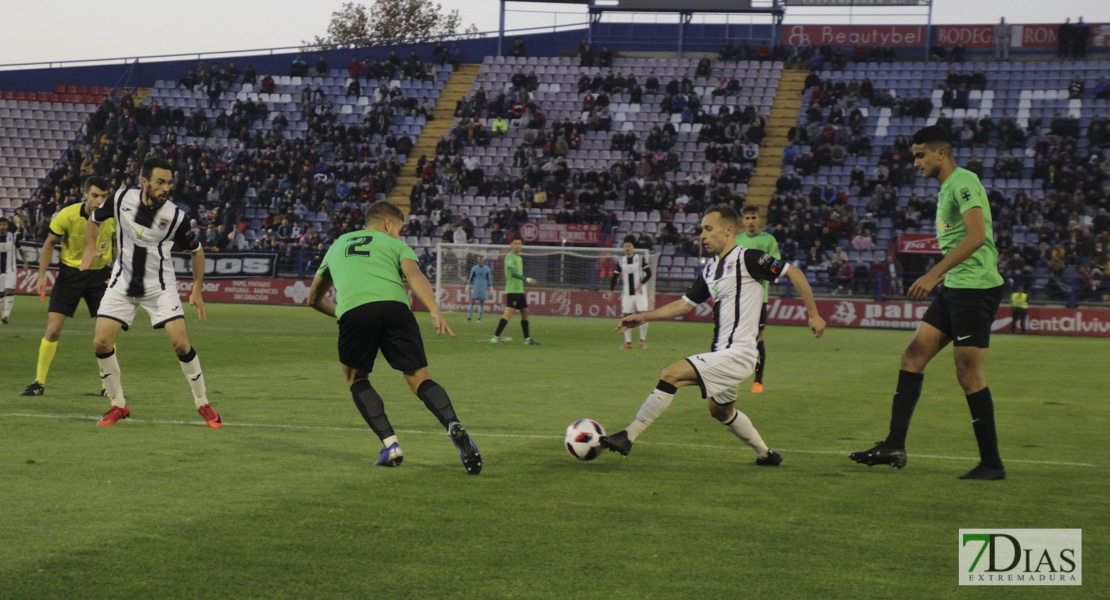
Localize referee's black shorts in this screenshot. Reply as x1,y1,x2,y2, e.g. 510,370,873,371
49,265,110,318
506,293,528,310
921,285,1004,348
337,301,428,373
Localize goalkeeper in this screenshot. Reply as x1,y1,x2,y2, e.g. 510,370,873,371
466,254,492,321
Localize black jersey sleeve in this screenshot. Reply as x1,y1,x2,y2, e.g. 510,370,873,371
743,249,786,282
682,273,711,304
172,223,200,253
91,190,120,224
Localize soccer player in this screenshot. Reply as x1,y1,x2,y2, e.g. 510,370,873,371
600,205,826,465
0,215,30,324
849,125,1007,480
736,205,780,392
466,254,492,322
308,201,482,474
79,157,221,428
21,177,118,396
607,236,652,349
491,237,540,345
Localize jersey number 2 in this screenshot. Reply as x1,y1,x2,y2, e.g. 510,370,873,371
345,235,373,257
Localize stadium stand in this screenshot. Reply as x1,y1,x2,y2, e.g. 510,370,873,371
2,41,1107,302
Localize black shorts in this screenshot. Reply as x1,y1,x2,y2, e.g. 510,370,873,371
921,285,1004,348
506,293,527,310
758,302,767,331
337,301,428,373
49,265,110,318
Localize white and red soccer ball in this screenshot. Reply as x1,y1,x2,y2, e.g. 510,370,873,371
565,418,606,461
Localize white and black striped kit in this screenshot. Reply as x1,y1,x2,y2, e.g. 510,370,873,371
92,189,193,298
682,246,787,353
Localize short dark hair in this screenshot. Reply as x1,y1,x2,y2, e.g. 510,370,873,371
0,216,8,225
741,205,760,216
141,157,173,180
364,200,404,225
623,235,636,245
84,176,111,193
705,204,740,229
912,125,952,149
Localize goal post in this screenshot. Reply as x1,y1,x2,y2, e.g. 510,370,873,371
434,243,659,319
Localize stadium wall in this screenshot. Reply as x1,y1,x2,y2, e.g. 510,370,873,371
1,22,1105,93
14,271,1109,337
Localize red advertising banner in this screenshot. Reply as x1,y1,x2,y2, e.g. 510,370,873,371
936,23,1110,49
782,25,927,48
897,233,942,255
763,297,1110,337
518,222,601,245
782,23,1109,50
19,270,1109,337
13,269,324,306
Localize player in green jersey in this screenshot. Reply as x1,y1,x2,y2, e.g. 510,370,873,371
737,205,780,393
850,126,1006,481
491,237,540,345
309,201,482,475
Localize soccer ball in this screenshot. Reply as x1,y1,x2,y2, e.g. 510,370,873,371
565,419,606,461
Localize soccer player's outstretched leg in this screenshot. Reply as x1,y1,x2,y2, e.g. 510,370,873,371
849,126,1005,480
309,201,481,474
80,158,219,428
601,206,826,466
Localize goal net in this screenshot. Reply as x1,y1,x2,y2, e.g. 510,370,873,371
434,243,659,319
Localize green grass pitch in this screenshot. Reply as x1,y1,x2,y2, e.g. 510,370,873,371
1,296,1106,599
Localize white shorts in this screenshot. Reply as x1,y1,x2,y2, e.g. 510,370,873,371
685,347,758,405
621,294,648,314
97,286,185,330
0,271,15,290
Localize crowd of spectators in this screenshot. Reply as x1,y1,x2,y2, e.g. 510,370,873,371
8,33,1110,298
15,53,443,274
770,55,1110,300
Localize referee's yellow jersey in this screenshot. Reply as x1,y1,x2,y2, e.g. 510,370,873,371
49,202,116,270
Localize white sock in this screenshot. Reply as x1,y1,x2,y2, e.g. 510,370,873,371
624,327,632,344
178,350,209,408
1,294,12,318
96,351,126,407
382,435,399,448
719,408,769,458
626,386,675,442
639,323,648,342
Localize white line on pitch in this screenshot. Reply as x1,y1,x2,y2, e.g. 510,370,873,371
2,412,1098,468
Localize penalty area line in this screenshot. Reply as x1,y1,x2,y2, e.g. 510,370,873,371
2,413,1097,468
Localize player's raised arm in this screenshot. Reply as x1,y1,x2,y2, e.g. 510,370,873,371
616,297,694,332
402,258,454,337
783,265,826,338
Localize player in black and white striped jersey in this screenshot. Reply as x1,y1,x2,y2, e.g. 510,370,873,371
600,205,826,466
79,157,222,428
607,236,652,349
0,216,30,324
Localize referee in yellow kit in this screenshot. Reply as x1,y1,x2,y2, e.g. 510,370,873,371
20,176,117,396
